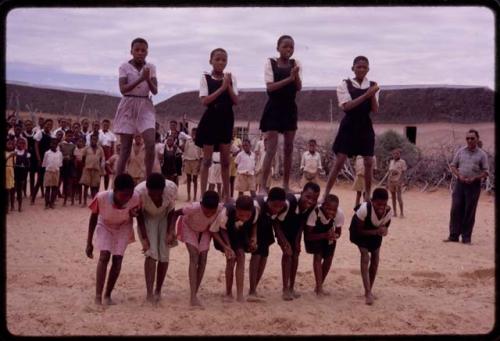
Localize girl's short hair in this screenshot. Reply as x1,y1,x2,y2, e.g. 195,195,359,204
146,172,166,191
302,182,320,194
468,129,480,139
353,55,369,65
372,187,389,201
131,37,148,49
268,187,286,202
201,190,220,209
235,195,254,211
114,173,135,192
277,35,294,47
323,194,339,205
210,48,227,60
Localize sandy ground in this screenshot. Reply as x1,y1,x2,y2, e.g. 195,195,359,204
5,177,495,336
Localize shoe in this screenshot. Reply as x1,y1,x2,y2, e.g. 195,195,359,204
443,238,459,242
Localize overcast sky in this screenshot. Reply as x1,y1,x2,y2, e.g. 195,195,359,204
6,6,495,103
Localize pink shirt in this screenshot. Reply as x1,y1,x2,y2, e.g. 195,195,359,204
89,190,142,231
182,202,225,233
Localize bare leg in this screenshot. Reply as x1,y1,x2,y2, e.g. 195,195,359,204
186,244,202,306
391,191,398,217
186,174,192,201
142,128,156,177
255,256,267,289
359,247,373,305
103,255,123,305
192,175,198,201
282,130,296,192
49,186,58,208
9,188,15,210
248,254,260,295
235,250,245,302
90,186,99,199
116,134,133,175
155,261,169,300
230,176,235,198
219,143,231,202
144,256,156,302
281,254,293,300
363,156,374,200
290,252,300,297
208,184,215,191
216,183,222,196
225,257,236,299
321,253,334,284
44,187,51,208
369,248,380,292
195,251,208,293
199,145,214,197
95,251,111,305
397,188,404,217
322,153,348,200
83,185,89,205
355,191,362,208
259,131,278,194
313,254,324,295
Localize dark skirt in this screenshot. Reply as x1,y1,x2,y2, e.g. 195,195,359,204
332,116,375,157
305,239,336,258
195,106,234,152
251,218,275,257
213,226,251,253
259,100,297,133
61,159,74,179
14,167,28,184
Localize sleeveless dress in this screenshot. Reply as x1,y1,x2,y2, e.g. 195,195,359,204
349,202,391,252
332,79,376,157
195,74,234,151
260,58,298,133
213,203,256,252
305,207,336,257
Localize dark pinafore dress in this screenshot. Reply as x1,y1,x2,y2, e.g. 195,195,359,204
14,151,30,185
259,58,298,133
23,131,37,174
213,204,256,253
349,202,391,252
195,74,234,152
332,79,376,157
305,207,336,257
252,196,277,257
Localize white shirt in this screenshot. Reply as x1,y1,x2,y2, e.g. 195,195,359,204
135,180,177,216
182,138,202,160
212,152,221,163
254,139,265,156
33,130,50,142
354,155,377,175
388,159,407,182
235,150,256,175
42,150,63,172
199,73,238,97
264,58,303,83
166,130,190,145
300,151,323,173
217,201,261,231
306,206,345,228
356,202,392,227
119,61,157,97
51,127,67,138
99,130,117,147
336,77,380,108
256,197,290,222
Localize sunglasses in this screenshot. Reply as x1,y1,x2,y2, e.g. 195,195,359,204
466,137,476,141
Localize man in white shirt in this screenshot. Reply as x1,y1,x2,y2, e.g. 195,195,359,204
234,139,256,197
300,139,323,186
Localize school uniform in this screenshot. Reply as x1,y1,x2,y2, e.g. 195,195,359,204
14,149,30,187
213,202,260,253
208,152,222,185
113,61,157,135
73,147,85,182
161,144,181,184
42,150,63,187
195,73,238,151
234,150,256,192
127,144,146,184
305,206,345,258
59,141,76,182
300,151,322,185
80,146,104,188
34,130,53,181
22,130,37,174
387,158,407,192
333,77,380,157
182,138,202,176
260,58,302,133
349,202,392,252
99,130,117,174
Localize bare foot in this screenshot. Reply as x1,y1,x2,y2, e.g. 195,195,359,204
393,213,398,217
290,290,301,298
190,296,203,307
222,294,234,303
315,288,330,296
94,296,102,305
186,197,191,202
153,292,161,303
146,294,155,304
103,297,117,305
400,214,405,218
365,293,374,305
236,295,245,302
282,290,293,301
247,292,265,302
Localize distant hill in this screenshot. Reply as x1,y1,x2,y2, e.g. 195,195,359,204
5,82,494,124
155,86,494,124
6,82,121,118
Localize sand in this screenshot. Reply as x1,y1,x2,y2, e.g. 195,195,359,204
6,179,495,336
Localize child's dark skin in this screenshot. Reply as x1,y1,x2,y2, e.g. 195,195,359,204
45,140,59,209
353,198,388,305
184,128,199,202
62,131,74,206
86,188,147,305
237,140,256,198
82,135,101,206
73,138,85,205
6,140,16,212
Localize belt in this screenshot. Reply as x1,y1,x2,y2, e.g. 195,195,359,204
124,94,149,98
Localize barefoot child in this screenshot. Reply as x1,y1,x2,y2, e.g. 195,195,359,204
86,173,146,305
234,139,256,197
323,56,380,201
41,138,63,209
387,148,407,217
100,119,117,190
161,135,182,185
5,140,16,212
73,137,86,205
32,119,54,203
59,130,76,206
300,139,323,186
208,152,222,195
182,127,202,202
80,134,104,205
172,190,230,306
127,134,146,185
258,35,302,194
114,38,158,178
213,195,258,302
304,194,345,296
135,173,178,303
196,48,238,202
14,138,30,212
349,187,392,305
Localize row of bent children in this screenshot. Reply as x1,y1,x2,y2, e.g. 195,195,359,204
86,172,392,307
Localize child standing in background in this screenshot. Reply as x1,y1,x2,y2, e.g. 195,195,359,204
182,127,203,202
14,138,30,211
59,130,76,206
349,188,392,305
196,48,238,203
86,173,146,305
42,138,63,209
229,131,242,198
80,134,104,206
114,38,158,178
300,139,323,186
387,148,407,217
258,35,302,194
73,137,86,205
161,135,182,185
208,151,222,195
353,155,377,208
127,134,146,185
5,140,16,212
323,56,380,202
105,144,121,189
100,119,117,190
304,194,344,296
234,139,256,198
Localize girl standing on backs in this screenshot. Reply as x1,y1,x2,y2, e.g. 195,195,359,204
114,38,158,178
195,48,238,203
258,35,302,194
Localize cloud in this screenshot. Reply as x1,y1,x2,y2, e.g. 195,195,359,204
6,6,495,104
